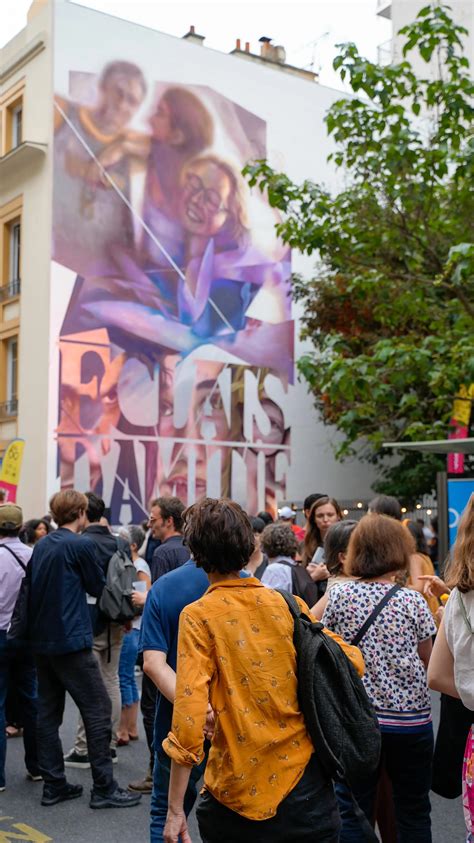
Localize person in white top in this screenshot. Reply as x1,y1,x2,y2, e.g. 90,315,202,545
428,494,474,841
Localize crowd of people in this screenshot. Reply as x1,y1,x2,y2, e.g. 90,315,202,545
0,487,472,843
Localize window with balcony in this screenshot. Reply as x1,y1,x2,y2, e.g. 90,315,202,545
0,217,21,301
7,337,18,408
9,220,21,285
0,336,18,418
0,198,22,302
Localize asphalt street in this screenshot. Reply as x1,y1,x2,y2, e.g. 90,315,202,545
1,686,466,843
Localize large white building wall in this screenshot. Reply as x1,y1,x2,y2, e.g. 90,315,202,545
47,1,380,519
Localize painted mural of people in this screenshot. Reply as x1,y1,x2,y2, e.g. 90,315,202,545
53,60,147,276
77,155,263,356
96,86,214,267
52,75,295,521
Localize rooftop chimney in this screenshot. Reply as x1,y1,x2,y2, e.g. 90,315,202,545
230,32,317,82
258,35,286,64
182,25,205,45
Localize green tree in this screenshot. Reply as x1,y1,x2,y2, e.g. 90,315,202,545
244,3,474,504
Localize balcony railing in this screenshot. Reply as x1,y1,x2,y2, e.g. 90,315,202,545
0,399,18,419
0,279,21,302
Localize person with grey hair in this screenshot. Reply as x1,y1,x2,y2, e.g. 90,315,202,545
117,525,149,746
260,523,299,592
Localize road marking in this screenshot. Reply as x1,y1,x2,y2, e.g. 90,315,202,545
0,821,52,842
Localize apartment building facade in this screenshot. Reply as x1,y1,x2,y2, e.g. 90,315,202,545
377,0,474,69
0,0,51,516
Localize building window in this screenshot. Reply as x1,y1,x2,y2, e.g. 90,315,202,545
0,198,22,299
9,220,21,284
11,104,22,148
6,337,18,414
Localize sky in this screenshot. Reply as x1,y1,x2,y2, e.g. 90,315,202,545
1,0,392,91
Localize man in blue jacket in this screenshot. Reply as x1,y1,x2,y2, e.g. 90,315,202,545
29,489,141,810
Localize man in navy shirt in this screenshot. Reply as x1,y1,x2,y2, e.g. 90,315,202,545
140,561,209,841
129,496,189,794
29,490,140,810
148,497,189,583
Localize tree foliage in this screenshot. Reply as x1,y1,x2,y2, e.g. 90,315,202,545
244,4,474,503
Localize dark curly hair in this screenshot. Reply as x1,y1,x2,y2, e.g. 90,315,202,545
19,518,51,546
182,498,254,574
261,523,298,560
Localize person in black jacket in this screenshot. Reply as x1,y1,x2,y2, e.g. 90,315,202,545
64,492,129,768
30,490,141,810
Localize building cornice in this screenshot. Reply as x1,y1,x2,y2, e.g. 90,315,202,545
0,33,47,86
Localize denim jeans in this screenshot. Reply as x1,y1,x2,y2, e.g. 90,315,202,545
196,753,340,843
141,673,157,770
0,630,39,788
150,747,206,843
35,648,116,795
336,728,433,843
119,628,140,708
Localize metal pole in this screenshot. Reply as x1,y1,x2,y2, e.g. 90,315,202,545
436,471,449,574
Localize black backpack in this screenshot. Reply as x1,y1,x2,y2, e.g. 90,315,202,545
274,559,320,607
277,589,381,794
98,548,137,624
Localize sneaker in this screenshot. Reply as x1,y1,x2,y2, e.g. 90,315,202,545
127,774,152,794
0,786,5,793
41,783,83,806
111,749,118,764
26,771,43,782
90,786,142,809
64,750,91,769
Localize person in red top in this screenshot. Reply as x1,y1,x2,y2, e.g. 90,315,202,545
278,506,305,542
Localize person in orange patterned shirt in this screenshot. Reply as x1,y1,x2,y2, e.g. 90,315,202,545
162,497,364,843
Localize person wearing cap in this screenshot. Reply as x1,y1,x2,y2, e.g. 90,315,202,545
278,505,305,542
0,503,41,792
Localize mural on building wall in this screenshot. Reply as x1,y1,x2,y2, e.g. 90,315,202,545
52,60,294,523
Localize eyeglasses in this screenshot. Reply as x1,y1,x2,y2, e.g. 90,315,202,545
184,172,228,214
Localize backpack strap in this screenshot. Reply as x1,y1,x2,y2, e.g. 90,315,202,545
0,543,27,572
275,588,303,619
351,584,401,646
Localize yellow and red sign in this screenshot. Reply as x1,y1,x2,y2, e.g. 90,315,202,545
0,438,25,502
